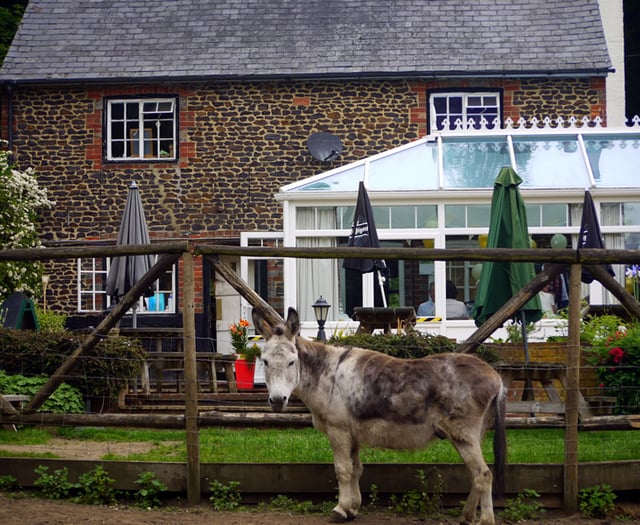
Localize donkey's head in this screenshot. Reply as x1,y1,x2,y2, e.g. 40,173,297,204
252,307,301,412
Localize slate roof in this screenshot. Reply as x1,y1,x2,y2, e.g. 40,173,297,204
0,0,611,83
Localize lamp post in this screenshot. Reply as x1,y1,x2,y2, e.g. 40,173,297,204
312,295,331,342
41,275,50,313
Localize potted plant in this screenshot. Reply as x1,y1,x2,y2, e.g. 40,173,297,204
230,319,260,389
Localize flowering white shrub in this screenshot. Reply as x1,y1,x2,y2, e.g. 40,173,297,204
0,146,55,301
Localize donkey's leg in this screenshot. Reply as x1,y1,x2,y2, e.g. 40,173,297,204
326,427,360,522
349,442,363,513
451,437,495,525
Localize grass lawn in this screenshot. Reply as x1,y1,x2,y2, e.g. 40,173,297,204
1,426,639,464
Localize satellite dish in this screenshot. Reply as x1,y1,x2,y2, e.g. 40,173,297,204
307,132,343,162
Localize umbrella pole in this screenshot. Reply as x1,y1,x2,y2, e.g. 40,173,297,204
520,310,534,402
377,270,387,307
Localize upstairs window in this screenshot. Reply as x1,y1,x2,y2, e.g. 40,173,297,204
105,98,177,161
429,92,501,132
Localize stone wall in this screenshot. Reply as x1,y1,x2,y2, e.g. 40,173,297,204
1,77,607,321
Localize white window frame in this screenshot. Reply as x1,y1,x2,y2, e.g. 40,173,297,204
106,98,177,161
77,256,177,314
429,92,501,132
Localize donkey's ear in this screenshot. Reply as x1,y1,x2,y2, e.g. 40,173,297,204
251,308,273,340
286,307,300,337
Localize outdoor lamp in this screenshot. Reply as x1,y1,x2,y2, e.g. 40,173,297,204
312,295,331,342
41,275,50,313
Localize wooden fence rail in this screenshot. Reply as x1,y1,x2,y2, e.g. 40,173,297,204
1,242,639,510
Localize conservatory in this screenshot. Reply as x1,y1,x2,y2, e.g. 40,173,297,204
241,119,640,341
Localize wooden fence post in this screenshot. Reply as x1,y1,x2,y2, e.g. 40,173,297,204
182,249,201,504
564,264,581,513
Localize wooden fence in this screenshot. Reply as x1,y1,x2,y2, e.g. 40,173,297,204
1,242,640,511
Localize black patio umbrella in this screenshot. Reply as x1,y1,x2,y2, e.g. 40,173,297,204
472,167,542,358
579,190,615,284
105,181,154,327
343,181,389,307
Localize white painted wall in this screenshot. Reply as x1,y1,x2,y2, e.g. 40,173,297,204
599,0,627,125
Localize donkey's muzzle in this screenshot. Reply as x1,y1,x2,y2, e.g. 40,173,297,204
268,395,288,413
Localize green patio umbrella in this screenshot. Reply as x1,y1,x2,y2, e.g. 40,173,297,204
472,167,542,330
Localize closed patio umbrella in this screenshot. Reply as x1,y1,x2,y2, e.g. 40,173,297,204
343,181,389,307
472,167,542,343
579,189,615,284
105,181,154,327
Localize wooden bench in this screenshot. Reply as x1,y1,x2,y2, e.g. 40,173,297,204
352,307,417,334
495,362,592,420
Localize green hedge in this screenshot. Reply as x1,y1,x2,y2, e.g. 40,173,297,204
0,328,146,401
329,332,498,362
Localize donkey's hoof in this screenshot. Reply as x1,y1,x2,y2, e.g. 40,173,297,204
328,509,356,523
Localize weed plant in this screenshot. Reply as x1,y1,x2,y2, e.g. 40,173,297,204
578,484,616,518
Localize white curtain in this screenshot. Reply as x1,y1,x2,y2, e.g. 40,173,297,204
296,208,340,322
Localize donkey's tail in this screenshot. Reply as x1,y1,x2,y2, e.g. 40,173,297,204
492,384,507,500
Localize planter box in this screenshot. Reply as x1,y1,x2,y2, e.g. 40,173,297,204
585,396,617,416
483,342,600,397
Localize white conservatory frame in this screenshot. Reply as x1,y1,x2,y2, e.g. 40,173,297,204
238,118,640,343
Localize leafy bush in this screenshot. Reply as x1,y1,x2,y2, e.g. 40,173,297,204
501,488,545,522
580,314,626,345
209,480,241,510
0,370,84,413
330,331,497,363
134,471,167,509
329,332,454,358
578,484,616,518
0,327,146,401
586,322,640,414
75,465,117,505
34,465,75,500
35,306,67,333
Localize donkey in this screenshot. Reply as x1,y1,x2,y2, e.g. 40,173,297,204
253,307,506,525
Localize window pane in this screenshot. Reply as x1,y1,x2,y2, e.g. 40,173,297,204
483,96,497,106
449,96,462,114
296,164,365,191
442,138,510,188
368,142,439,190
125,102,138,119
467,96,482,107
467,205,491,227
445,205,466,227
584,136,640,187
433,96,446,113
372,206,389,228
513,137,590,188
110,103,124,120
541,204,567,227
390,206,415,228
623,202,640,225
526,204,541,227
417,205,438,228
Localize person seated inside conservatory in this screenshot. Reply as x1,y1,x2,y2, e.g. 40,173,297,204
417,282,435,316
445,280,468,319
539,282,557,317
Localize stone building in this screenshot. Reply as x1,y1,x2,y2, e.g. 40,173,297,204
1,0,634,348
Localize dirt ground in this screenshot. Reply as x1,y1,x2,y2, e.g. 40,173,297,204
1,440,639,524
1,494,639,525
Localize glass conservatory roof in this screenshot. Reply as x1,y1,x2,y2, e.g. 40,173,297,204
282,127,640,193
